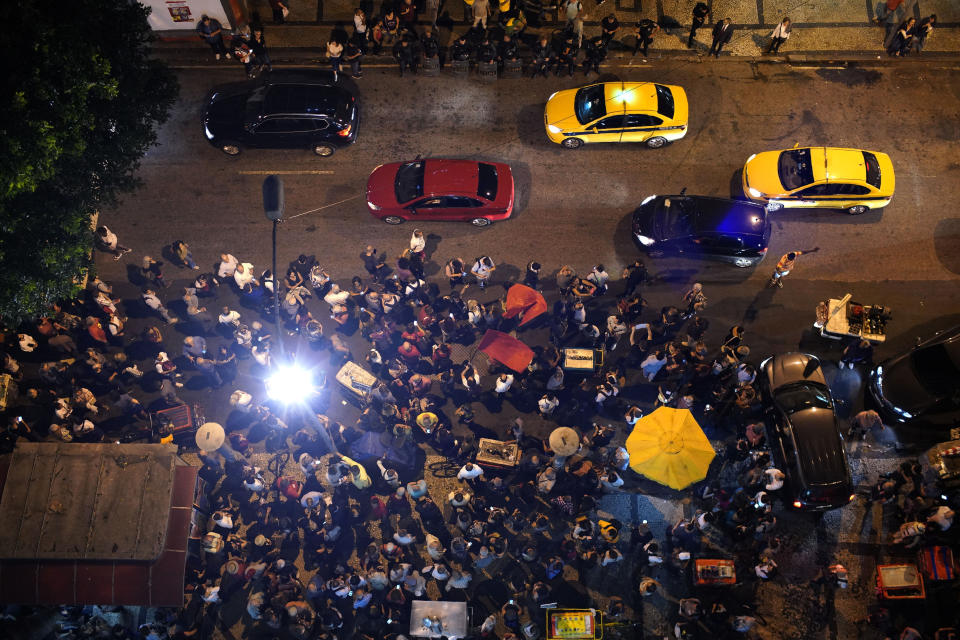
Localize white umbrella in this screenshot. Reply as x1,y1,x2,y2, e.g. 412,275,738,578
195,422,225,452
549,427,580,457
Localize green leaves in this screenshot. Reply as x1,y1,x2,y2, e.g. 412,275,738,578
0,0,179,325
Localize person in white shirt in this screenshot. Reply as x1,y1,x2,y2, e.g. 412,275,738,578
211,511,234,530
217,253,239,278
448,490,471,507
766,17,792,54
234,262,256,289
539,393,559,415
393,529,416,546
588,264,610,293
219,306,241,327
764,467,785,491
95,225,132,260
928,506,955,531
457,462,484,482
494,373,514,395
324,283,350,306
546,366,564,391
142,288,176,324
446,568,473,590
471,256,496,288
410,229,426,255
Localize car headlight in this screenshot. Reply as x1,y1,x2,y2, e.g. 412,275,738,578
636,234,656,246
547,124,562,134
873,366,883,390
204,123,215,140
747,187,763,199
893,406,913,419
548,92,558,101
641,195,656,206
367,201,381,211
746,154,757,163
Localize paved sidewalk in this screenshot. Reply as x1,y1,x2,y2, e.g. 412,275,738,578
156,0,960,63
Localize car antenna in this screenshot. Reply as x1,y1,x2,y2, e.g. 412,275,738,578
680,187,687,196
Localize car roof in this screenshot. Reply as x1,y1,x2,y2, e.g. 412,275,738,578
765,353,825,390
423,159,481,197
669,196,767,235
262,83,346,117
787,409,848,485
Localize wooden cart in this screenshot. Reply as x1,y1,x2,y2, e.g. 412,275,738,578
821,295,889,344
546,609,603,640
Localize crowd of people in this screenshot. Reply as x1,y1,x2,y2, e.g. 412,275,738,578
3,218,957,640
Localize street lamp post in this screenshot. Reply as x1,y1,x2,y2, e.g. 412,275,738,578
262,175,284,351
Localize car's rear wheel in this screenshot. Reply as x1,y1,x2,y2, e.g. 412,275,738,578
847,205,868,215
383,216,404,225
646,136,667,149
313,144,335,157
470,217,492,228
220,142,241,156
561,138,584,149
734,257,756,268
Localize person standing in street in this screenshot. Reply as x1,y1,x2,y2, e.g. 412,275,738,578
708,18,733,57
688,2,710,48
633,19,659,57
564,0,584,47
327,37,344,80
269,0,289,24
768,248,818,288
197,15,230,60
766,17,792,54
471,256,496,289
344,37,363,78
95,226,132,260
251,27,273,72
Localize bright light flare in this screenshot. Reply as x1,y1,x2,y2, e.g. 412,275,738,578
266,366,314,404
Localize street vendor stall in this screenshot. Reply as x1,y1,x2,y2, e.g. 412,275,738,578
695,558,736,586
927,439,960,490
546,608,603,640
336,361,377,405
562,348,604,374
820,294,890,344
876,563,925,600
475,438,520,470
409,600,468,638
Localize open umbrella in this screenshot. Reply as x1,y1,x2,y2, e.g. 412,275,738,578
625,407,715,490
549,427,580,457
195,422,225,452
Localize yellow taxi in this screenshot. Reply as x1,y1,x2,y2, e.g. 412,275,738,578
544,82,688,149
742,145,895,215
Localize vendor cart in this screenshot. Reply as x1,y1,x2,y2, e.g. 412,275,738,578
821,294,890,344
695,558,736,586
562,348,604,374
927,439,960,491
876,563,925,600
546,609,603,640
409,600,468,638
336,361,377,405
474,438,520,470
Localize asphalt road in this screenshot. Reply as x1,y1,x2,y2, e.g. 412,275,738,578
95,62,960,638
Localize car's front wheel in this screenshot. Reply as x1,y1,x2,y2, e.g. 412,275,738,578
220,142,241,156
733,257,756,268
382,216,405,225
561,138,584,149
313,144,336,157
646,136,667,149
847,205,868,215
470,217,492,228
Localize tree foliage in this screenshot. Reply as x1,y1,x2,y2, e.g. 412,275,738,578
0,0,178,325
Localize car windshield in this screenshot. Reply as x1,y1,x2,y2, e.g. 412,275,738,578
863,151,881,188
660,197,696,236
777,148,814,191
654,84,674,119
395,161,425,203
775,381,833,414
910,343,960,396
574,85,607,125
477,163,498,200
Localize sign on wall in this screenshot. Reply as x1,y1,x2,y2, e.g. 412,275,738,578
143,0,230,30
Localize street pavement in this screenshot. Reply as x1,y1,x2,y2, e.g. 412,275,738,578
92,62,960,638
157,0,960,62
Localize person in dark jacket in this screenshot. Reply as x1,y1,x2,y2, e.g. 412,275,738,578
451,34,473,64
476,36,497,64
530,35,554,77
887,17,916,56
911,14,936,54
498,33,520,70
421,26,445,67
557,33,578,77
633,19,659,57
708,18,733,57
600,13,619,46
688,2,710,47
393,37,417,76
582,35,606,76
250,27,272,72
197,15,229,59
344,38,363,78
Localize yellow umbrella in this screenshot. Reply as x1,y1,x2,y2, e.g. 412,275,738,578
626,407,715,490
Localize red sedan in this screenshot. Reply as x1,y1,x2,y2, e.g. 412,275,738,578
366,159,514,227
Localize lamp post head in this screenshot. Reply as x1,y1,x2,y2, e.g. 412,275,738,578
262,175,285,221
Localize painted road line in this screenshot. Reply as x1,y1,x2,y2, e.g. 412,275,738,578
238,170,335,175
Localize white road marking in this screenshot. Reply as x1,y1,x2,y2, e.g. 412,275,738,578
238,170,335,175
287,194,363,219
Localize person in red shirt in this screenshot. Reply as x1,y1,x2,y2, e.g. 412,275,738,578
397,340,421,366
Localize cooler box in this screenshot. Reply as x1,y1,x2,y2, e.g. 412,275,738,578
876,563,925,600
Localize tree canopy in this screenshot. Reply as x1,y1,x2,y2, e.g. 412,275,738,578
0,0,178,325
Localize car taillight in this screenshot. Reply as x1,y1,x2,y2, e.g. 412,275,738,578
792,500,803,509
337,125,352,138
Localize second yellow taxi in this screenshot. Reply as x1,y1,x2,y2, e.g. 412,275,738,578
742,145,895,215
544,82,689,149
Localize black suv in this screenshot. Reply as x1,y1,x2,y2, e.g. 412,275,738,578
631,194,771,267
202,70,359,157
869,324,960,429
760,353,853,511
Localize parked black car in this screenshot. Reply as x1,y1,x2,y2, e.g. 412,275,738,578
631,194,771,267
202,70,359,157
868,325,960,428
760,353,854,511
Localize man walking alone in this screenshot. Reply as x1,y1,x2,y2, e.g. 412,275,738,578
768,248,818,288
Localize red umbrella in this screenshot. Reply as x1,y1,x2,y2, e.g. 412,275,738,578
477,330,534,373
503,284,548,326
